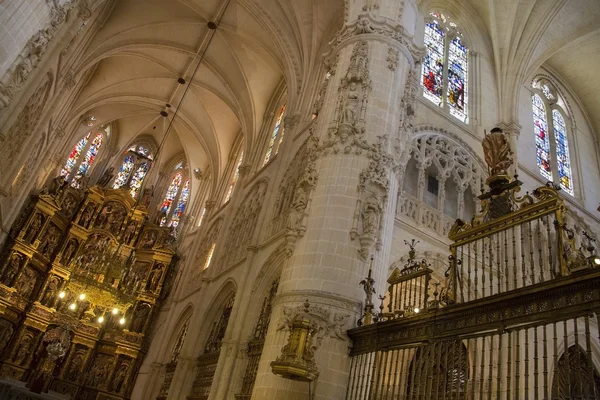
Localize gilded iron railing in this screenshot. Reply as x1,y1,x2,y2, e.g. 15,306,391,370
446,185,595,304
348,178,600,399
346,269,600,399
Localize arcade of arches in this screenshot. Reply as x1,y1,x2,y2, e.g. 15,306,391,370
0,0,600,399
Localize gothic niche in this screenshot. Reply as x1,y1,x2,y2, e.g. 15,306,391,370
351,137,391,260
325,40,372,150
0,173,177,400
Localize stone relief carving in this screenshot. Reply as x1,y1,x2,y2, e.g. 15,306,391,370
329,14,424,65
322,40,372,155
350,136,398,260
398,66,420,141
362,0,380,12
282,135,319,256
276,302,352,345
387,46,399,71
0,0,91,111
0,74,52,181
219,180,268,269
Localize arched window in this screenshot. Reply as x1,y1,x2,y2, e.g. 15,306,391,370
263,105,286,165
531,81,574,195
60,126,109,188
224,151,244,203
422,13,468,123
159,167,190,227
112,144,154,198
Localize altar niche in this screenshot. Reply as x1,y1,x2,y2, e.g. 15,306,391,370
0,180,177,400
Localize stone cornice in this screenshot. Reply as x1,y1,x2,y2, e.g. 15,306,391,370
325,14,425,68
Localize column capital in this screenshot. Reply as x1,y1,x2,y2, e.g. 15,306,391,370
495,121,522,137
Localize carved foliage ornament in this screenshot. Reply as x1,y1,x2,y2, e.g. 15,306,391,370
0,0,91,111
219,181,268,269
276,302,352,347
322,41,372,155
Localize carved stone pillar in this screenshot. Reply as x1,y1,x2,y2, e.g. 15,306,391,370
252,2,422,399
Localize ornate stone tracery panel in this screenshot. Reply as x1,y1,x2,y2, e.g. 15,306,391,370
397,129,486,237
219,180,268,270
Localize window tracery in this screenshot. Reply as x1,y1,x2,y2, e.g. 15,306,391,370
60,126,109,188
422,12,468,123
263,104,286,165
531,80,574,195
398,130,485,236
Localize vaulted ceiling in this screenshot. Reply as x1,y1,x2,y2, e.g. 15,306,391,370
70,0,599,189
70,0,343,187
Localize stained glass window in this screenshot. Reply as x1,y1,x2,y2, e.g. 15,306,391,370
263,105,285,165
128,161,149,198
61,133,91,179
169,178,190,228
225,151,244,203
447,36,468,121
160,172,183,226
113,155,135,189
421,13,469,122
422,20,445,105
542,85,554,100
552,110,573,195
71,133,103,188
532,94,552,181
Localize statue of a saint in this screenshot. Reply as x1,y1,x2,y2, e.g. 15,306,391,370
95,205,113,228
97,167,114,187
145,264,164,292
45,175,66,197
40,227,60,258
1,254,22,286
41,277,59,306
62,239,77,265
141,185,154,208
342,82,360,125
79,203,95,228
24,213,44,243
122,221,137,244
362,194,380,236
131,304,150,333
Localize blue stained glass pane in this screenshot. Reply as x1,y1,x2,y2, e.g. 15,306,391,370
532,95,552,181
552,110,573,195
72,133,103,188
128,161,149,198
113,155,135,189
422,21,445,106
169,178,189,227
160,172,182,226
61,132,91,179
447,36,468,122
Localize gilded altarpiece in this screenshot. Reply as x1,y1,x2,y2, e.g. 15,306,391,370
0,182,177,400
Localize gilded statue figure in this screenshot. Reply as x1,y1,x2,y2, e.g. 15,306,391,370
482,128,513,176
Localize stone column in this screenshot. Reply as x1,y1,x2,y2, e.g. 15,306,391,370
252,2,422,399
